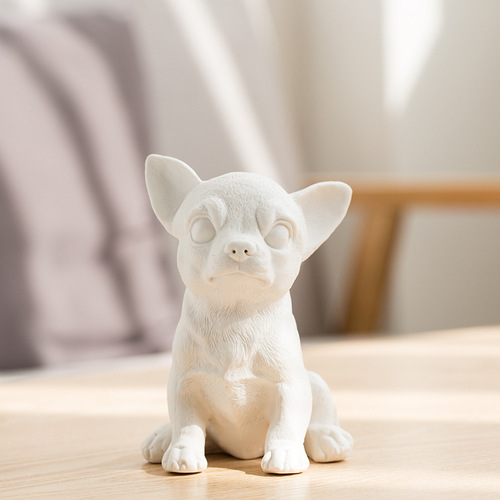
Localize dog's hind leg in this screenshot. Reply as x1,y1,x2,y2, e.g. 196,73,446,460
304,371,354,462
141,423,172,463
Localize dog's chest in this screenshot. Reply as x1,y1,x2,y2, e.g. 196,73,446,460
180,348,271,427
199,333,265,397
181,318,274,412
218,366,263,408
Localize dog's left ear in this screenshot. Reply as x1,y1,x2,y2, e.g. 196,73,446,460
145,154,202,235
292,181,352,260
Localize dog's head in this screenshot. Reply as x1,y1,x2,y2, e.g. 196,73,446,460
145,155,351,307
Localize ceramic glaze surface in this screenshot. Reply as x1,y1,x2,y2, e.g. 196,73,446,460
142,155,353,474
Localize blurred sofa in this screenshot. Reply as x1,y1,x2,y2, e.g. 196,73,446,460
0,7,182,369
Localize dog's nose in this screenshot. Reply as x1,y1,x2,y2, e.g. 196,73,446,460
225,240,257,262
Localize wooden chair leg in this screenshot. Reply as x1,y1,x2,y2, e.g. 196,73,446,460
343,207,401,333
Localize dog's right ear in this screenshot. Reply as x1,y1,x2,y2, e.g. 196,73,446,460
145,155,202,235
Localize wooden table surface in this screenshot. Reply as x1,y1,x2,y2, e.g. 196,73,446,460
1,326,500,499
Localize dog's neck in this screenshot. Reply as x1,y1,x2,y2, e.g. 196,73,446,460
182,288,292,324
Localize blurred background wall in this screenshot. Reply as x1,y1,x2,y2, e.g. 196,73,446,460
1,0,499,369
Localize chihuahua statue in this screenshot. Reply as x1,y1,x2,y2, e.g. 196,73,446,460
141,155,353,474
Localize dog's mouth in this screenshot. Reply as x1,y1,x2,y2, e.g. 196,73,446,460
207,269,272,286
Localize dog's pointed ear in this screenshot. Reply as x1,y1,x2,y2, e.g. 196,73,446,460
145,155,202,234
292,181,352,261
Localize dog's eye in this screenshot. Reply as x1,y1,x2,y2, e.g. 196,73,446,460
190,217,216,244
265,223,291,249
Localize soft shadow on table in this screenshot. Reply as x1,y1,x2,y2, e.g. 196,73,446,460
141,453,286,478
139,456,315,499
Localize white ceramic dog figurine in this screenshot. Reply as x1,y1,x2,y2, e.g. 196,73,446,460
141,155,353,474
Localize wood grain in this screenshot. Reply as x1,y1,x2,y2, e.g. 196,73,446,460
1,326,500,499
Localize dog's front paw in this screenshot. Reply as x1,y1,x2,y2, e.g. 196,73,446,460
261,443,309,474
162,445,207,474
305,424,353,463
141,423,172,464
